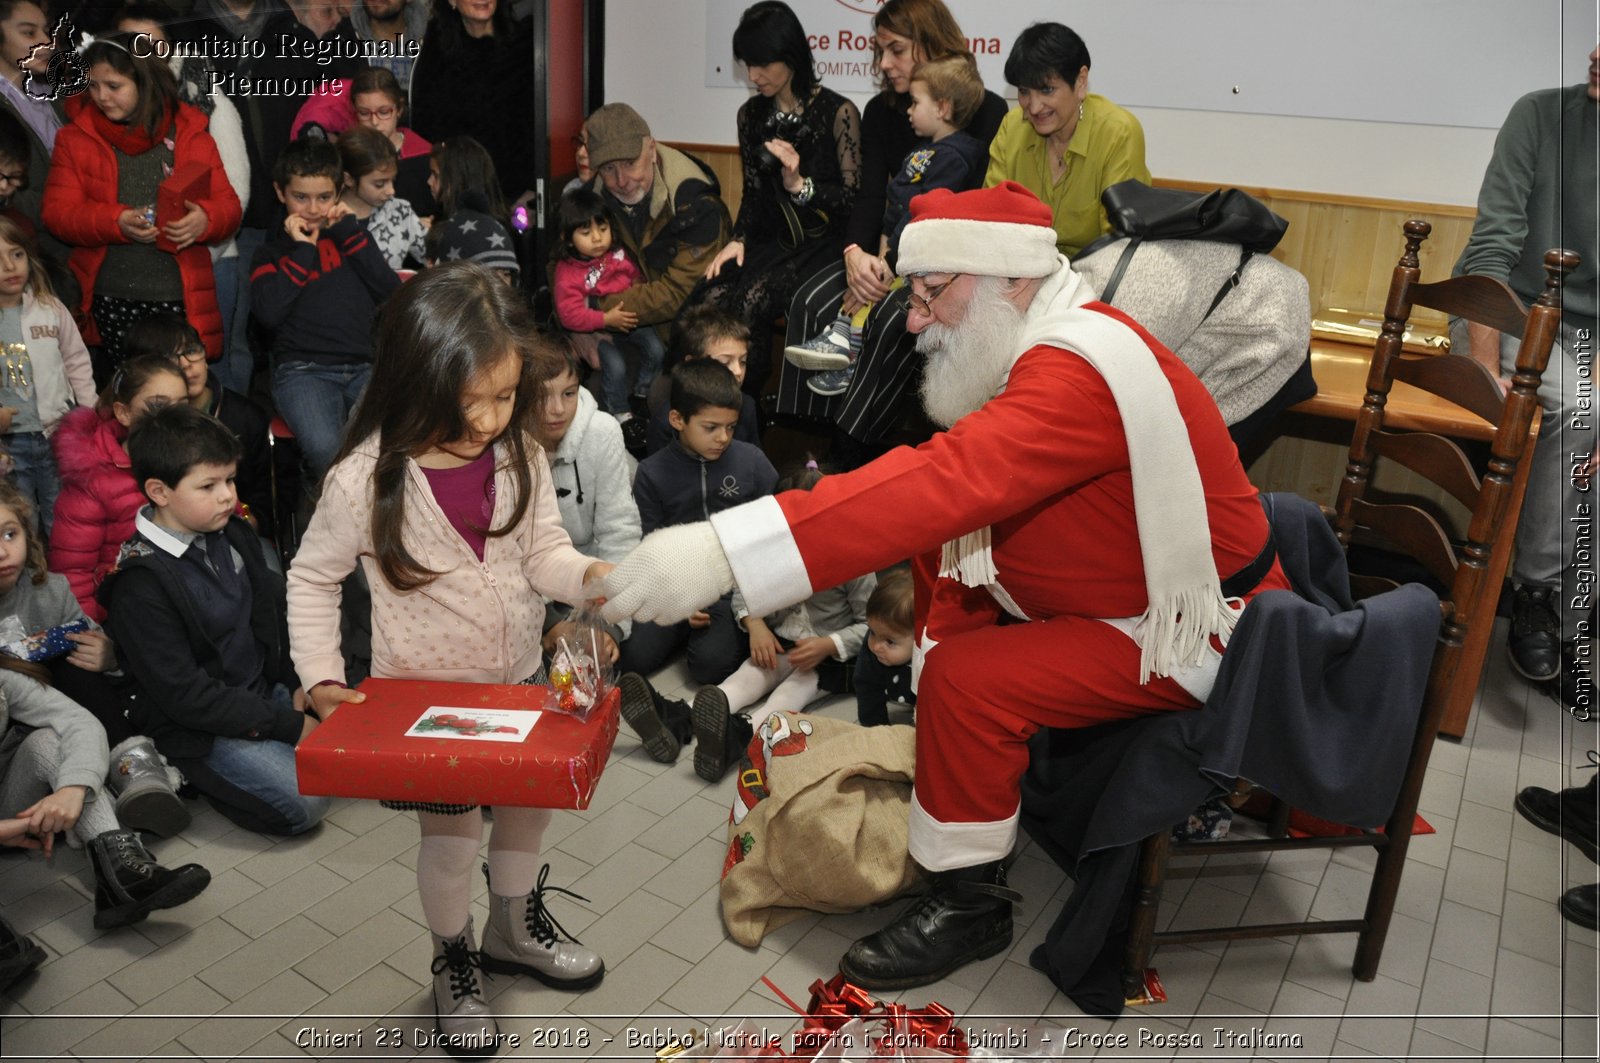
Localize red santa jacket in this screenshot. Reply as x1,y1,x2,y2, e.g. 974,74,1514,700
42,98,242,357
48,406,145,621
711,303,1288,657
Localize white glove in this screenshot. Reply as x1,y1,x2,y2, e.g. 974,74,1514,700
600,522,735,625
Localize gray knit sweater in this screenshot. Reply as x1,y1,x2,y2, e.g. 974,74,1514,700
1073,238,1312,425
1454,84,1598,334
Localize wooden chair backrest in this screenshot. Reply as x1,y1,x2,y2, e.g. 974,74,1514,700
1332,219,1575,736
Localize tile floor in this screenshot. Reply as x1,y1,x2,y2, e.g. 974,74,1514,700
1,622,1597,1062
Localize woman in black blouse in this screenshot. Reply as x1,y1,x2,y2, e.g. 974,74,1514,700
772,0,1009,462
697,1,861,398
408,0,535,207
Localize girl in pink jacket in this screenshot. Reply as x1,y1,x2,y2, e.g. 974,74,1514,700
285,263,611,1053
551,188,664,434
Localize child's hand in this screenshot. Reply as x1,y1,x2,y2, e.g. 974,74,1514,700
687,610,712,629
747,619,779,670
18,785,84,841
309,682,366,720
65,629,116,672
0,816,43,852
299,714,319,743
325,200,352,226
162,200,210,252
0,406,15,433
785,636,833,672
602,303,638,332
118,208,158,244
704,240,744,280
284,214,319,244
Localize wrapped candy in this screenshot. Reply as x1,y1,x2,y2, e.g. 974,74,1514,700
546,597,614,722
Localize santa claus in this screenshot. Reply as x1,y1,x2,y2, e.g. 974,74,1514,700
602,181,1290,989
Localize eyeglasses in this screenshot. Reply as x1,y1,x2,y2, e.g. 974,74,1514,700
176,345,207,364
906,276,955,315
0,170,26,189
355,106,397,121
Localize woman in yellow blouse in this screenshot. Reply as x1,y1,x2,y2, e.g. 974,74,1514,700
985,23,1150,258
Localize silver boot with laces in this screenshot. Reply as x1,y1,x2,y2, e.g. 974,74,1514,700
429,916,499,1060
479,862,605,989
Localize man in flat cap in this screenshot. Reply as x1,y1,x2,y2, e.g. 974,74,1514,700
582,103,731,331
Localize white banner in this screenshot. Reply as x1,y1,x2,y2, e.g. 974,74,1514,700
702,0,1587,130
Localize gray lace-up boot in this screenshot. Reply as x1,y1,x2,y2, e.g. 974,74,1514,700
479,862,605,989
429,916,499,1059
106,736,190,837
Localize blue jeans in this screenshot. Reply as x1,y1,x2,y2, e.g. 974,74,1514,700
188,685,328,835
597,328,666,414
6,431,59,541
227,227,267,396
272,361,371,482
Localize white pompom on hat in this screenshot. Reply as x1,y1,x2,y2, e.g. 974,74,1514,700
896,180,1061,279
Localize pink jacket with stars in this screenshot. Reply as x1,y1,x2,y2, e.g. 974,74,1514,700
286,433,595,688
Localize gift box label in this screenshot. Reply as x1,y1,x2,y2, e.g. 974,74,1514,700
296,678,619,808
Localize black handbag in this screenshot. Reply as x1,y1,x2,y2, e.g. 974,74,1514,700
1082,181,1290,320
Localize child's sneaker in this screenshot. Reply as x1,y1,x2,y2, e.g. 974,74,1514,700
806,363,856,397
784,330,853,371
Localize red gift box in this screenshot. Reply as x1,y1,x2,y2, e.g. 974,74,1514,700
295,678,620,808
155,161,211,254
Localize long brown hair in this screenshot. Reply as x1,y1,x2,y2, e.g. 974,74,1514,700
0,214,50,303
337,262,561,592
0,480,56,685
81,36,181,142
872,0,974,97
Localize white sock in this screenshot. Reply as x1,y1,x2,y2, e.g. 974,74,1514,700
486,807,552,897
416,830,484,937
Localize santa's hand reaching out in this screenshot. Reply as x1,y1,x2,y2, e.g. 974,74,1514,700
601,522,735,624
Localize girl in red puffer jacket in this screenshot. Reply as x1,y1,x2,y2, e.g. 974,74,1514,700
41,35,240,378
48,356,186,620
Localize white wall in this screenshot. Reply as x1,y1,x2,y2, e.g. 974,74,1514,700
604,0,1597,207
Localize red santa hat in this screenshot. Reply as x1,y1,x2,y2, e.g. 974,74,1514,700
896,181,1061,279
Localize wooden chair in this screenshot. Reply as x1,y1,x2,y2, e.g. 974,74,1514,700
1121,222,1575,993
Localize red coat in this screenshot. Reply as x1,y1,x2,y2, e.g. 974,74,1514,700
49,406,144,621
42,99,242,357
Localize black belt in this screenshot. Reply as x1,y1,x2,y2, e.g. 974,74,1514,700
1219,496,1278,599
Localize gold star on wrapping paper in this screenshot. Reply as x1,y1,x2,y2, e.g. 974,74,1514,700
404,780,416,790
447,756,460,768
335,748,345,755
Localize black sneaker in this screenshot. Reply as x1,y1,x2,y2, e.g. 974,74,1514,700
1510,585,1562,681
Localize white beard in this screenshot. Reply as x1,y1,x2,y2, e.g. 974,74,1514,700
916,277,1027,428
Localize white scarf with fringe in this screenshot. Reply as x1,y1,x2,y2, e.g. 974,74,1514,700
937,260,1237,683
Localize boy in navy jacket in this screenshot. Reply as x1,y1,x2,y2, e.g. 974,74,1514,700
624,360,776,684
250,139,400,480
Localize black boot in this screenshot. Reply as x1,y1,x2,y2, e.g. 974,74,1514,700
0,913,46,991
87,829,211,929
1510,585,1562,681
840,860,1019,990
690,689,753,782
1544,640,1597,720
1560,883,1599,930
1515,759,1599,863
618,673,680,764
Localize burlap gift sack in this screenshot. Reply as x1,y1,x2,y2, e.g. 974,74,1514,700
719,713,925,946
